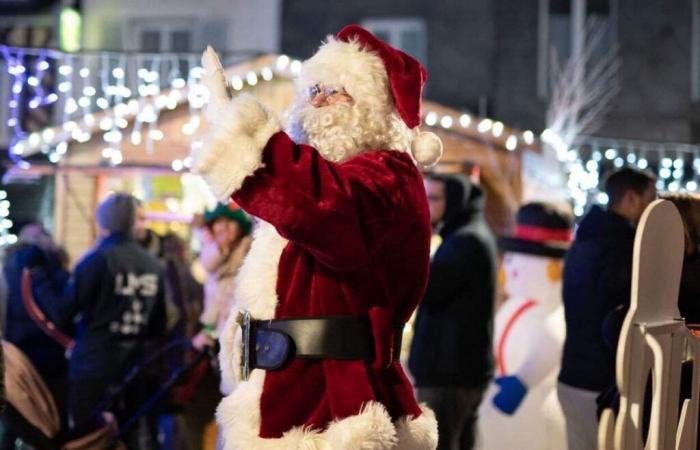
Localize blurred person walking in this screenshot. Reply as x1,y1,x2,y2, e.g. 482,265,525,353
191,202,252,359
558,167,656,450
158,232,208,450
35,193,166,449
664,193,700,324
189,203,252,448
409,173,497,450
0,223,71,448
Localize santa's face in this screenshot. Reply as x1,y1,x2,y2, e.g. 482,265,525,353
286,82,412,163
287,84,403,163
307,83,354,108
286,38,415,163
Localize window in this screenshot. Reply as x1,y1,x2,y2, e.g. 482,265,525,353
538,0,618,98
128,19,193,53
127,18,194,83
361,18,427,65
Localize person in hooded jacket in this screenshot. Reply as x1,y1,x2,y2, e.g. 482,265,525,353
0,224,70,448
409,172,497,450
557,167,656,450
32,193,166,448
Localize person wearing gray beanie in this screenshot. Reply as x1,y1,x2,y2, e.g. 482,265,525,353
96,193,137,235
32,190,167,447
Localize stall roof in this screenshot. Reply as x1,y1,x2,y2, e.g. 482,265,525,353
11,53,539,174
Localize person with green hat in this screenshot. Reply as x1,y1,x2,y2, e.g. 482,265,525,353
192,202,252,383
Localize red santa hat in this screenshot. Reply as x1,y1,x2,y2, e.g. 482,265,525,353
303,25,442,166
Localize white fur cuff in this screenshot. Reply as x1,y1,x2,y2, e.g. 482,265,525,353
191,93,281,201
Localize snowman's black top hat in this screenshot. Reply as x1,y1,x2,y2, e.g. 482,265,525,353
498,202,574,258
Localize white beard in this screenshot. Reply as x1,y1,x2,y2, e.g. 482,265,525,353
285,98,413,163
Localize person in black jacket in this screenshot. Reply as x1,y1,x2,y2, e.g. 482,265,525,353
3,224,70,380
558,167,655,450
595,192,700,447
664,193,700,325
0,224,71,448
409,172,497,450
35,193,166,448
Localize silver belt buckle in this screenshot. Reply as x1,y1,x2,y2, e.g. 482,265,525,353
236,310,252,381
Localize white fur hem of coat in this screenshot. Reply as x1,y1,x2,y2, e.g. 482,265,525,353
191,93,280,201
218,221,288,393
217,370,438,450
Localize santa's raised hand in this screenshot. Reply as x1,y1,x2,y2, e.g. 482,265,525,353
191,46,280,200
201,46,231,125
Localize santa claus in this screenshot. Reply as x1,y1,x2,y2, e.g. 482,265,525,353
192,25,441,449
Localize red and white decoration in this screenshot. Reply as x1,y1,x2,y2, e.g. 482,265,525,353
478,252,567,450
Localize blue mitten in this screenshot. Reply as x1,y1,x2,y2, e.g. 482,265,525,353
492,375,527,415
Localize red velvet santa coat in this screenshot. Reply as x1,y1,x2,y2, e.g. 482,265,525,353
202,98,438,448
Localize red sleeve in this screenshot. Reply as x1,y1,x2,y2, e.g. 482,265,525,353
232,131,413,271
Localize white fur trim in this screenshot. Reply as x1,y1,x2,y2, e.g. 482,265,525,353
218,221,288,391
217,312,241,395
234,221,288,319
215,220,437,449
395,405,439,450
218,367,437,450
191,93,280,201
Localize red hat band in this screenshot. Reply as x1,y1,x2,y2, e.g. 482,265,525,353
513,225,572,245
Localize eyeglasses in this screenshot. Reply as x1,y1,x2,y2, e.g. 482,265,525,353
307,83,345,99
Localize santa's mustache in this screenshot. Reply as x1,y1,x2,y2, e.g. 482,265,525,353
285,103,357,159
284,96,412,163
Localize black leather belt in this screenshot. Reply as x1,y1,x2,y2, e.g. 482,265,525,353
237,312,404,380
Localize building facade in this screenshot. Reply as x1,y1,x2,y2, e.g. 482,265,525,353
281,0,700,144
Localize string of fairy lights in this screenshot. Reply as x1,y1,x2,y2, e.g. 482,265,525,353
421,109,700,215
0,47,537,173
2,45,700,234
560,136,700,216
422,111,535,152
0,189,15,246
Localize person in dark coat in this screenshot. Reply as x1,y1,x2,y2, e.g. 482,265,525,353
663,193,700,325
3,224,70,381
595,192,700,448
0,224,71,448
557,167,656,450
409,172,497,450
34,193,166,449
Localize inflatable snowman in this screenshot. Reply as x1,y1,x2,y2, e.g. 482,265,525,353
478,202,573,450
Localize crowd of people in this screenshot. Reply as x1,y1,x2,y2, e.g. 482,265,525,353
410,165,700,450
0,194,253,449
0,22,698,449
0,165,696,450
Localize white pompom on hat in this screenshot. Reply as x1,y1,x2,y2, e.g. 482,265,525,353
411,130,443,167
